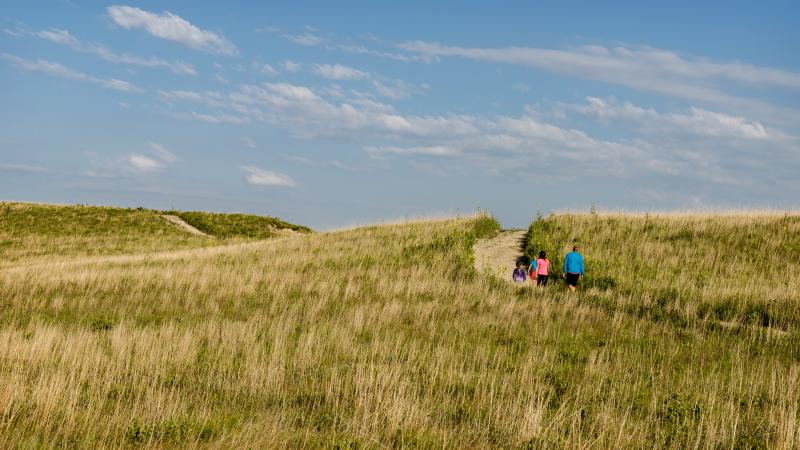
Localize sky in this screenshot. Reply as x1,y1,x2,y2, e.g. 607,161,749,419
1,1,799,229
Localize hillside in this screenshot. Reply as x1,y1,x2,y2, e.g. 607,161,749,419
0,202,309,263
0,211,798,448
524,212,800,329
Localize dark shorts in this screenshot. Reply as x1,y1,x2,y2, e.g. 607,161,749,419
565,273,580,286
537,275,548,286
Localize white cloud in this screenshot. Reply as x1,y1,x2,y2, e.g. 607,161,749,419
313,63,370,80
255,26,280,33
338,44,431,62
514,82,530,92
241,137,256,148
1,52,87,80
252,62,277,76
372,79,414,99
1,53,143,91
158,89,225,107
20,27,197,75
399,41,800,91
241,166,296,187
102,78,139,91
283,60,301,73
36,28,77,45
153,80,799,189
574,97,770,140
148,142,178,162
4,28,24,37
0,163,51,173
214,73,229,84
284,33,323,47
127,143,178,173
169,111,248,124
107,5,237,56
366,145,462,157
128,154,163,172
287,156,365,172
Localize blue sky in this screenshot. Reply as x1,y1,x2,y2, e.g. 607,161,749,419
2,1,799,228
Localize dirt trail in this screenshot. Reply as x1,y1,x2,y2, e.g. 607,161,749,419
160,214,212,237
473,229,527,280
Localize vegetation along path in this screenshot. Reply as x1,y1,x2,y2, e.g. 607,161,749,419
473,229,526,279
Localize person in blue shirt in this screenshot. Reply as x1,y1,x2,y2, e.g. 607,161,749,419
563,245,585,292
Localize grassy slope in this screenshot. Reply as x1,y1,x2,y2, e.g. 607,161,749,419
165,210,311,238
524,213,800,329
0,212,798,448
0,202,308,262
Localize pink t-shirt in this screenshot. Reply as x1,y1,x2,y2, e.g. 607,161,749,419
536,258,549,275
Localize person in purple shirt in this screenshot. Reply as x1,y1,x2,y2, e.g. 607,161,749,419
512,261,526,283
563,245,585,292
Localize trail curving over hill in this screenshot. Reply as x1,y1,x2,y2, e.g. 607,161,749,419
160,214,212,237
473,229,526,280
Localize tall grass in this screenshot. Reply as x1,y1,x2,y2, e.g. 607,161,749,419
524,212,800,329
0,208,798,447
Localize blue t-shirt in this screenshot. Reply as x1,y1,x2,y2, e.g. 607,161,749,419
563,251,584,275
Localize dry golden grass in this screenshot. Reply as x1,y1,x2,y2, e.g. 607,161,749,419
0,211,798,448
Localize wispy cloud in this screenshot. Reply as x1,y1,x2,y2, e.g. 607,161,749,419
241,137,256,149
1,53,142,91
32,28,196,75
0,163,51,174
287,155,371,172
0,162,115,178
312,63,369,80
252,62,277,76
128,154,163,172
154,78,799,188
148,142,178,162
168,111,248,125
338,44,429,62
366,145,462,157
283,32,324,47
107,5,237,56
128,142,179,172
397,41,800,123
241,166,296,187
572,97,771,140
283,60,301,73
399,41,800,91
371,79,416,99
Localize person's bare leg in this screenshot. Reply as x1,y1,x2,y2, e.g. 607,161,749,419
569,285,576,292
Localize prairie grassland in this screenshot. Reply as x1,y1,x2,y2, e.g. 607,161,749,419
525,212,800,330
0,209,799,448
0,202,307,264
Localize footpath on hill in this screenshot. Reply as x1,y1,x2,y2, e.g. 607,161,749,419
160,214,212,237
473,229,526,280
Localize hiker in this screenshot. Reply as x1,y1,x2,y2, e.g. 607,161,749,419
535,250,549,286
529,258,537,283
512,261,527,283
563,245,584,292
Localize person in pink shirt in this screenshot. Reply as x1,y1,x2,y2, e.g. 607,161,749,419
535,251,549,286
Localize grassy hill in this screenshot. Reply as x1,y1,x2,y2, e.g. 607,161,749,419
524,212,800,329
0,209,798,448
0,202,309,262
